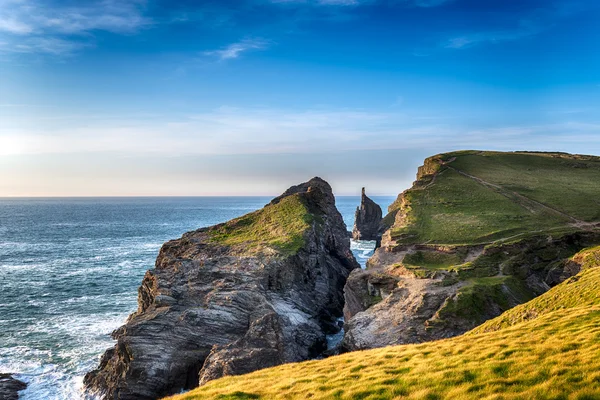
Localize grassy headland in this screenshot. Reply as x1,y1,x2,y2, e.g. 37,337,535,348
388,151,600,246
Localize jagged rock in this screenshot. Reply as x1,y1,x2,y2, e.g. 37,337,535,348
0,374,26,400
84,177,359,400
352,188,383,243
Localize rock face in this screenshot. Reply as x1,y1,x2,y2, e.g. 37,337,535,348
84,177,359,400
351,188,383,243
0,374,27,400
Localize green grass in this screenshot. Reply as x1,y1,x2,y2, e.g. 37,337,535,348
472,246,600,333
403,250,464,270
165,247,600,400
388,151,600,246
207,194,317,255
451,152,600,222
436,276,534,325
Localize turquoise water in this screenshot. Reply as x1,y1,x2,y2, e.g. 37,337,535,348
0,196,394,399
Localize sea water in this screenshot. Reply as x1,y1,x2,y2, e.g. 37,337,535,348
0,196,393,399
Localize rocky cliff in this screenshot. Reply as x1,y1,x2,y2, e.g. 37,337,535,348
342,151,600,351
351,188,383,244
84,177,359,400
0,374,26,400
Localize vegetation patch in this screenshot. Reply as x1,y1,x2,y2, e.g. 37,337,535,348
207,194,316,255
472,246,600,333
403,250,464,270
436,276,534,325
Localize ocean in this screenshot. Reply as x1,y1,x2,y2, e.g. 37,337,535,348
0,195,394,399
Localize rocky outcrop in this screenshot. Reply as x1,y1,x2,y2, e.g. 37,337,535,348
0,374,26,400
351,188,383,243
342,233,600,351
84,177,359,400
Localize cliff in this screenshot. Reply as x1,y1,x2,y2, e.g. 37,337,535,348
84,177,359,400
342,151,600,350
351,187,383,243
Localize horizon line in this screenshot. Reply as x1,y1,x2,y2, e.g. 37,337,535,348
0,194,400,199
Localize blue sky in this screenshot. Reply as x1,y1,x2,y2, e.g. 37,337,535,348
1,0,599,196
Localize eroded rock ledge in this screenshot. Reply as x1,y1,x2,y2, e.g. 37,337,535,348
85,177,359,400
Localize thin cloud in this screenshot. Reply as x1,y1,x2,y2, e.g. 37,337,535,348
445,26,539,49
203,38,270,60
3,106,600,157
269,0,452,7
0,37,90,55
444,1,591,50
0,0,151,55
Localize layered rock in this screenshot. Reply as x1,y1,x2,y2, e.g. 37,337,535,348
342,151,600,351
0,374,26,400
84,177,359,400
351,188,382,243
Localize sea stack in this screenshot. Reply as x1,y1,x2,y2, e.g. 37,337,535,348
352,187,383,243
84,177,359,400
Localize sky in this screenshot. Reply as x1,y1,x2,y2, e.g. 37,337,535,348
1,0,600,196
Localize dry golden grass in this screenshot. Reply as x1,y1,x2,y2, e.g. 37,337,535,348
167,307,600,400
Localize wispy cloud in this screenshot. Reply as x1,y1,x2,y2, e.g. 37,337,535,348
203,38,270,60
0,0,151,55
0,37,89,55
269,0,452,7
444,1,590,50
445,28,537,49
3,105,600,157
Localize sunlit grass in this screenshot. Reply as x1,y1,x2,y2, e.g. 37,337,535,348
390,151,600,246
207,194,316,255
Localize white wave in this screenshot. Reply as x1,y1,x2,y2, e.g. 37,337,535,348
350,239,377,252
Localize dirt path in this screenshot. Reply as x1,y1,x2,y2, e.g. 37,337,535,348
447,166,588,225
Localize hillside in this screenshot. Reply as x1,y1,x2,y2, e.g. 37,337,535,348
342,151,600,351
166,247,600,400
386,151,600,247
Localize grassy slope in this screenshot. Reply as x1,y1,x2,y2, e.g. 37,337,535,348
472,246,600,333
207,194,316,255
390,151,600,246
166,247,600,400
